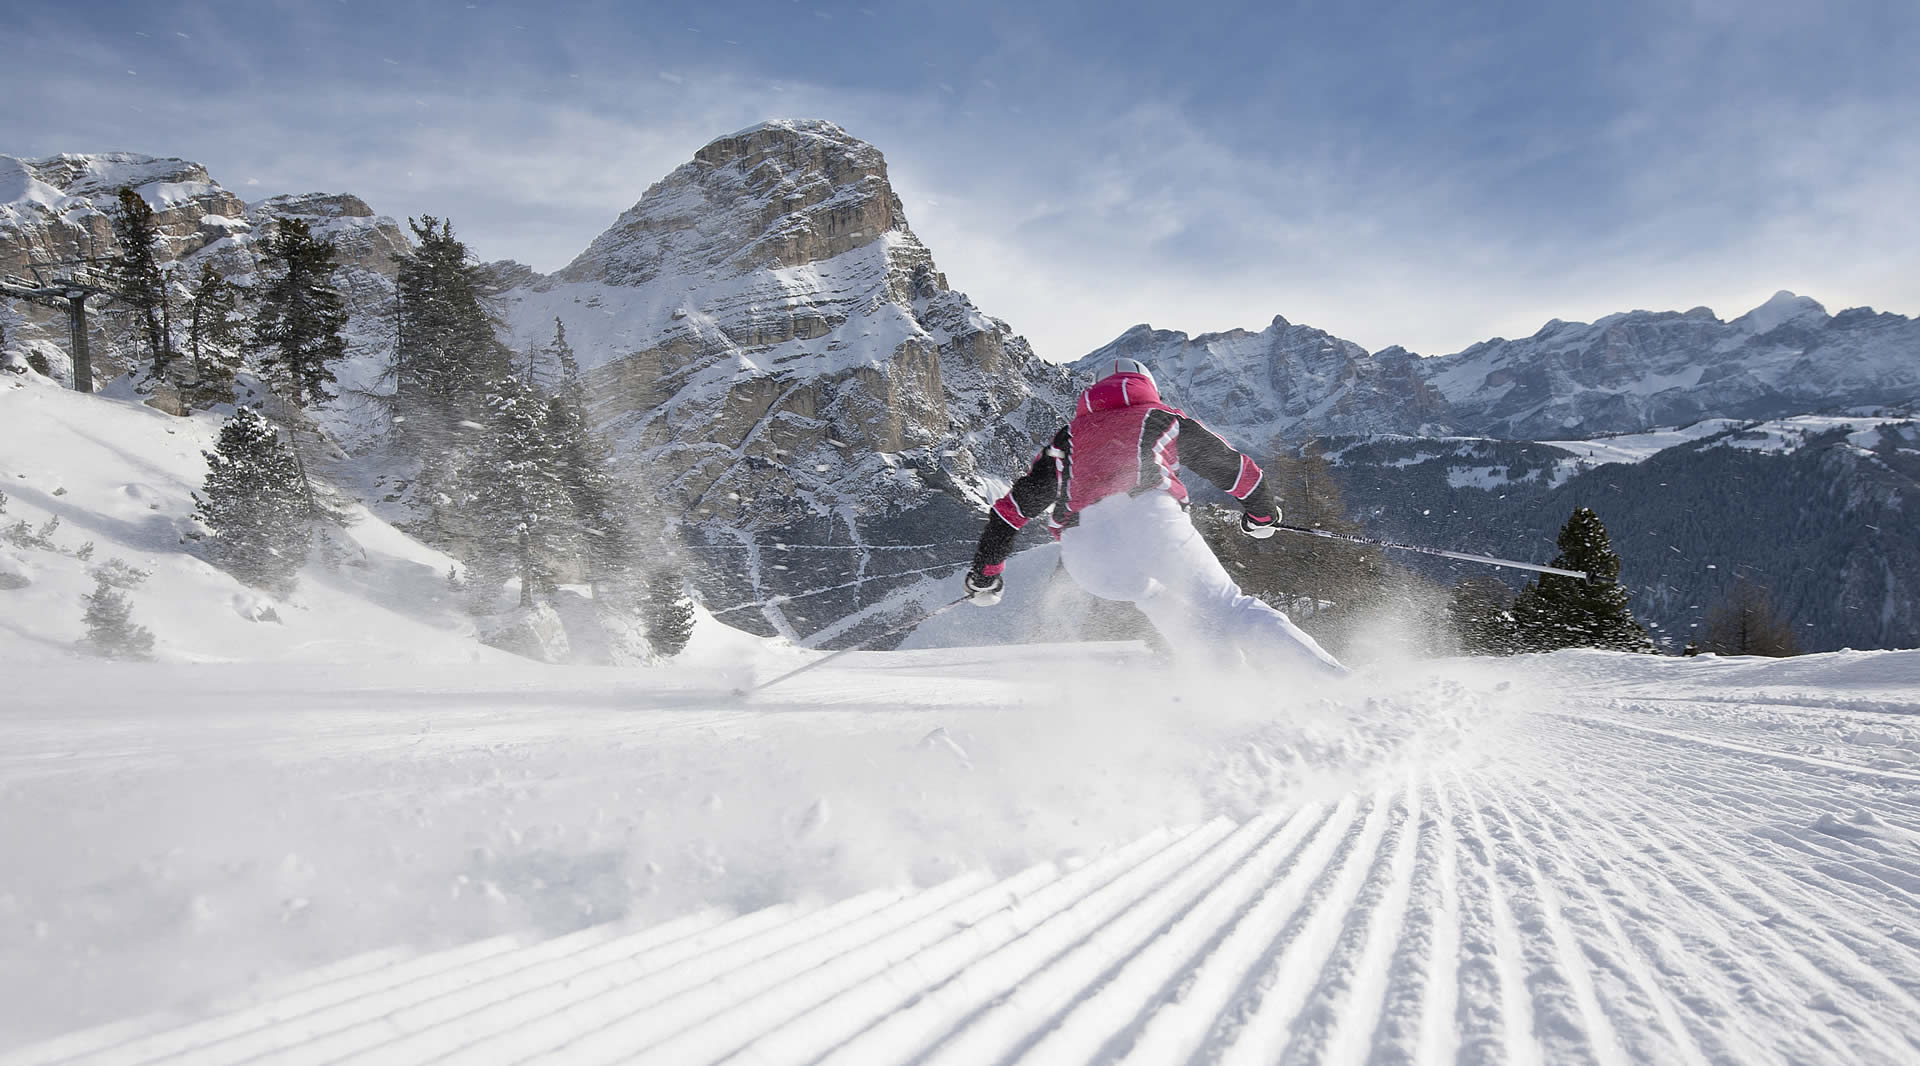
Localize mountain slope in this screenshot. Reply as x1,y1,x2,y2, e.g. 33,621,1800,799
494,121,1072,642
0,372,502,664
1320,415,1920,650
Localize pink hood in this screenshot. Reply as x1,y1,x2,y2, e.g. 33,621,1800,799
1076,372,1164,415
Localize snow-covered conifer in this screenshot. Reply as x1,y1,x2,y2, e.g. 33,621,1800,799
525,317,584,401
1448,576,1520,655
110,187,173,376
464,377,569,607
251,218,348,408
79,573,154,660
544,394,630,591
194,407,311,595
643,569,694,657
185,262,245,403
1511,507,1651,652
391,217,514,541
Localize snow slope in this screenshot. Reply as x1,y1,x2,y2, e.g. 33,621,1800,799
4,644,1917,1063
0,371,512,664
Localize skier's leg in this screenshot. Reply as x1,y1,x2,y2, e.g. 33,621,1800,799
1132,496,1348,676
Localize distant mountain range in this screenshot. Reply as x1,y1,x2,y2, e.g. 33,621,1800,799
1076,293,1920,446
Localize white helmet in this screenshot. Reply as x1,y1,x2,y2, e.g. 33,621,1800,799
1106,357,1155,389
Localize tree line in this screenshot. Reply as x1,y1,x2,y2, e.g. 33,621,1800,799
57,192,694,660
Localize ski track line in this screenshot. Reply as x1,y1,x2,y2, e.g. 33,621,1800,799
716,827,1188,1066
1574,773,1920,1028
425,888,913,1066
1475,778,1715,1066
1529,716,1920,946
1443,775,1543,1066
1207,790,1394,1066
1003,807,1315,1066
1627,752,1920,939
1546,780,1920,1063
1404,779,1461,1066
1451,772,1626,1066
811,818,1238,1066
1457,772,1634,1066
1495,786,1747,1066
1547,710,1920,787
1278,780,1421,1066
277,910,739,1066
524,872,1003,1066
59,936,533,1066
1524,770,1841,1065
921,811,1287,1066
1112,799,1358,1066
625,863,1066,1066
0,947,417,1066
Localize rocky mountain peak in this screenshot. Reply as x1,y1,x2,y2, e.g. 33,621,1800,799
1733,290,1829,335
556,119,909,288
499,120,1071,642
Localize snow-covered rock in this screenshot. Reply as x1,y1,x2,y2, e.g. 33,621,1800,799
0,152,407,439
496,120,1073,643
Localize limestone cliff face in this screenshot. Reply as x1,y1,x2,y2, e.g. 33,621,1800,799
500,121,1072,641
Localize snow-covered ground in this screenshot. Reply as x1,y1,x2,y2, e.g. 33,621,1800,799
1544,413,1918,467
3,643,1917,1064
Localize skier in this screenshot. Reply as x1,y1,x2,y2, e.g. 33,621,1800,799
963,358,1348,676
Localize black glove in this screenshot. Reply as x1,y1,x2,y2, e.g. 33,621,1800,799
1240,510,1279,539
964,569,1004,606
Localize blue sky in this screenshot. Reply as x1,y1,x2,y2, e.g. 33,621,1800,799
4,0,1915,361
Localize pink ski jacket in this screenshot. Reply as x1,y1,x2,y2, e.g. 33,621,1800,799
971,371,1275,576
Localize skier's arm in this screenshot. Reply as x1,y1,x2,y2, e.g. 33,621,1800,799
1175,415,1279,519
971,427,1069,577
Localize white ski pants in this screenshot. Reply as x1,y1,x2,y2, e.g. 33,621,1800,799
1060,492,1347,675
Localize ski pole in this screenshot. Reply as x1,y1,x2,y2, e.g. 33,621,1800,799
741,595,970,696
1271,523,1589,580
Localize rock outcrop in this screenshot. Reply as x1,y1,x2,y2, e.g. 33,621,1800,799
498,121,1073,641
0,152,407,427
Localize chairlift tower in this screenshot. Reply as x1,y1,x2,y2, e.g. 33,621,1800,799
0,259,117,394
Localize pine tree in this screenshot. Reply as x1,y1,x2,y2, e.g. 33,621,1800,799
185,262,245,399
392,217,509,425
1510,506,1652,652
251,218,348,408
110,187,173,376
465,376,570,608
1448,576,1520,655
544,393,631,594
527,317,584,400
194,406,312,594
1701,577,1800,656
643,568,695,657
391,217,514,541
79,573,155,660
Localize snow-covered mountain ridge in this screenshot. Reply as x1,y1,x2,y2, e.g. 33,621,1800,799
1080,292,1919,447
